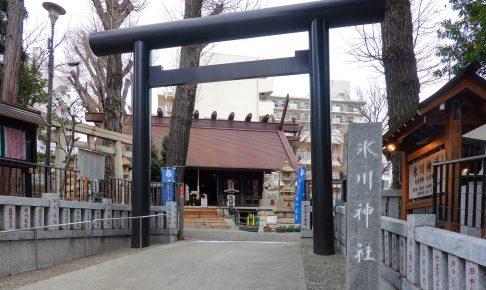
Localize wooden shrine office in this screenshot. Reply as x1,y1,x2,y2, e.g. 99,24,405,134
382,63,486,235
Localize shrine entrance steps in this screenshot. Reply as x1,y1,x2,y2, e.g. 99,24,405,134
183,207,235,230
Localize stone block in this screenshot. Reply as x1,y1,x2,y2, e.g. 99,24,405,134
0,205,16,230
465,260,485,290
399,236,407,277
432,249,447,290
156,212,164,229
36,239,55,268
391,233,398,271
83,209,92,229
113,211,121,229
167,202,177,229
93,210,102,229
121,211,128,229
0,241,10,276
60,208,70,230
71,208,82,230
419,243,432,290
103,201,112,229
406,214,435,284
448,254,465,290
10,240,35,274
384,230,391,266
150,211,155,229
31,207,44,228
16,206,30,229
45,198,60,230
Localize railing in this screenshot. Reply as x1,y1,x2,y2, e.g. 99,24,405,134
334,205,346,255
380,215,486,290
0,213,166,270
0,157,81,199
433,154,485,234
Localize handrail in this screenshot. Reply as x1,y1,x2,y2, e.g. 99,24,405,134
433,154,486,166
0,213,166,234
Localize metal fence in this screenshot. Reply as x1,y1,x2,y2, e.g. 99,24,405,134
433,154,486,232
0,157,81,199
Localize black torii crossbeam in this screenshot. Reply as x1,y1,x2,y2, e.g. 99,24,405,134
89,0,384,255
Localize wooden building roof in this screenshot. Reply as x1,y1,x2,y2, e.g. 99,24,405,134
0,101,49,127
124,117,299,170
383,62,486,153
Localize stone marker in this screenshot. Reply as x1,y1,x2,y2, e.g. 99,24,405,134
71,208,82,230
406,214,435,285
399,236,407,276
16,206,30,229
0,205,15,230
420,244,432,290
83,209,92,229
432,249,447,290
301,201,312,238
121,211,128,229
113,211,120,229
465,260,485,290
42,193,59,230
448,254,465,290
102,199,112,229
157,212,164,229
167,202,177,229
345,123,382,290
93,209,102,229
391,234,398,271
60,208,70,230
384,231,391,266
32,207,44,228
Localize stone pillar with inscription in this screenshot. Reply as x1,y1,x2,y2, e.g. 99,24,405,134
406,214,435,285
167,201,178,230
16,206,30,229
345,123,382,290
42,193,59,230
0,205,16,230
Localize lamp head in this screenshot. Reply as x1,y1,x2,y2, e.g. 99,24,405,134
42,2,66,25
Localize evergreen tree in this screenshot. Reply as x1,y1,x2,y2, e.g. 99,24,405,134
436,0,486,77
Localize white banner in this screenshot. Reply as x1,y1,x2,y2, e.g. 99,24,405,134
408,150,445,199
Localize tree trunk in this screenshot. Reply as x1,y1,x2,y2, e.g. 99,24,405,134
103,54,124,179
165,0,204,183
382,0,420,189
1,0,23,104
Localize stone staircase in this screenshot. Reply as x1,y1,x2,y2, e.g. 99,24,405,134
184,208,234,230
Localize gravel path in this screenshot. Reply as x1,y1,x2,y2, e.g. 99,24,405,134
300,239,346,289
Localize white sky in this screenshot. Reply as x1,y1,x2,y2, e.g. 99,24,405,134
24,0,453,102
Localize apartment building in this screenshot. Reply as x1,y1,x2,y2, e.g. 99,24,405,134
267,80,365,199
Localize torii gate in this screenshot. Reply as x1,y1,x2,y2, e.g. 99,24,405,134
89,0,385,255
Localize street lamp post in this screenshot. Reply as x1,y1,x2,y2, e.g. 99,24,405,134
43,2,66,167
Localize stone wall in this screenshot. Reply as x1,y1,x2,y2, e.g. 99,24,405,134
0,195,177,277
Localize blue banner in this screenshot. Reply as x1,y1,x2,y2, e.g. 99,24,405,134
294,165,307,224
161,167,176,183
162,182,174,206
161,167,176,206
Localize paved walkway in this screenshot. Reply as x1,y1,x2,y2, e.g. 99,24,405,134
3,230,346,290
16,240,306,290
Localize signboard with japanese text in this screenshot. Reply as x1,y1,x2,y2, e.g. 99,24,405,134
408,150,445,199
345,123,382,290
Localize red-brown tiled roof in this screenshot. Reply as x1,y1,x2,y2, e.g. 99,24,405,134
124,117,298,170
